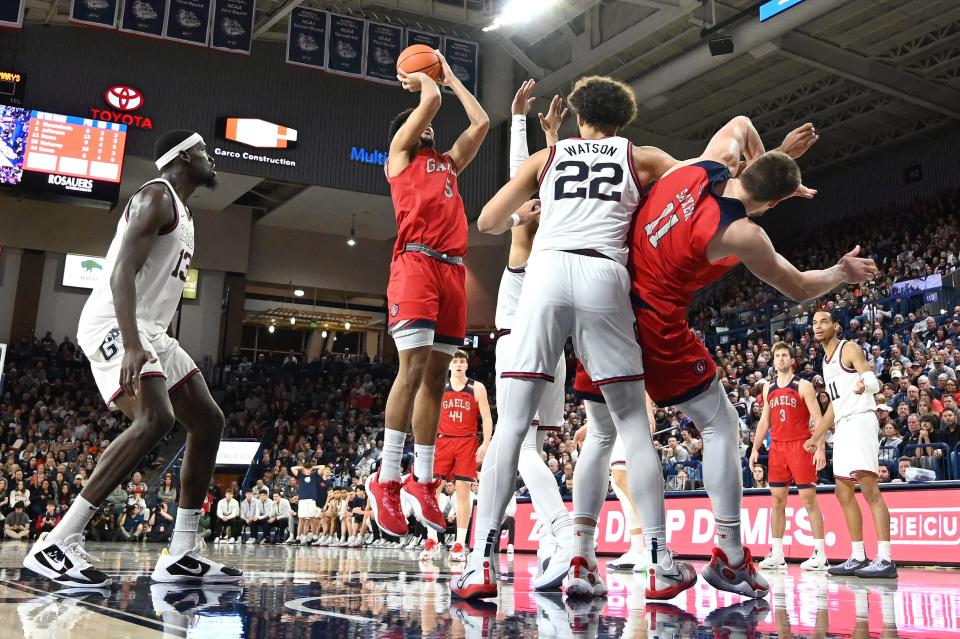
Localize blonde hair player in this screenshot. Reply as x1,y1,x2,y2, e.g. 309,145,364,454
807,310,897,579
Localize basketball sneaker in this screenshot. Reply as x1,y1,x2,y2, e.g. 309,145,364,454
151,544,243,583
449,542,467,562
801,550,830,571
22,533,112,588
854,557,898,579
759,552,787,570
367,471,408,537
609,549,642,571
644,558,697,600
451,552,499,600
701,547,769,598
400,475,446,533
536,531,557,576
418,538,441,561
562,556,607,598
532,540,574,590
828,556,871,577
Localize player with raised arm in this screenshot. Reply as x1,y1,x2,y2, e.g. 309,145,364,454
452,76,678,600
749,342,829,571
496,80,575,575
23,130,241,587
367,51,490,540
628,115,877,598
806,310,897,578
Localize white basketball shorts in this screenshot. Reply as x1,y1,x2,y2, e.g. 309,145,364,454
496,332,565,431
85,326,200,409
500,250,644,386
832,411,881,481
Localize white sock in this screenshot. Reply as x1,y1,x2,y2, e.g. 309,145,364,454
814,538,826,555
644,528,673,570
169,508,201,556
877,540,891,561
48,496,97,542
772,537,784,557
413,444,435,483
716,519,744,565
630,531,644,555
851,540,866,561
380,428,406,482
456,528,467,546
573,523,595,558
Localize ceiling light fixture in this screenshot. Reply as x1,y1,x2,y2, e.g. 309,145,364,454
290,317,296,325
268,325,275,334
294,289,304,297
321,330,328,338
344,322,351,331
347,213,357,247
484,0,557,32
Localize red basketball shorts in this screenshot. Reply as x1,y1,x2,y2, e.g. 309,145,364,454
633,304,717,405
768,439,818,488
434,435,478,482
387,252,466,347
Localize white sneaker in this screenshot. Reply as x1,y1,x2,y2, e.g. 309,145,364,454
562,555,607,598
506,544,514,556
228,538,237,545
449,542,467,563
418,539,441,560
244,538,255,545
759,553,786,570
609,550,642,571
536,533,557,576
22,533,112,588
151,544,243,583
532,540,574,590
451,552,499,599
213,538,220,545
801,551,830,571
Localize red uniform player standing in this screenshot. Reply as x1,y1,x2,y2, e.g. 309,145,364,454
367,51,489,539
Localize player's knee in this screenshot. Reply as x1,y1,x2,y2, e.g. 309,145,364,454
771,492,788,508
139,406,176,439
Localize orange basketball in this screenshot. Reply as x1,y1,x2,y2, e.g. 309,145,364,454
397,44,443,81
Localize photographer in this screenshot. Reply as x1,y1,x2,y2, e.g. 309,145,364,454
36,502,60,536
148,501,175,543
118,504,146,542
88,507,118,542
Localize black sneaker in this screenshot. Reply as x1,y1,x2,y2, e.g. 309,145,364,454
22,533,112,588
828,557,871,577
854,557,898,579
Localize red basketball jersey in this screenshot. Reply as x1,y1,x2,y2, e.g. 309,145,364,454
766,377,811,442
629,161,747,317
388,147,467,259
439,378,480,437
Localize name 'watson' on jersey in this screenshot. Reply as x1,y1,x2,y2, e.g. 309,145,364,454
534,137,644,265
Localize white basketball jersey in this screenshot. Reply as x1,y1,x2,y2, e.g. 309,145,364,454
77,178,195,355
822,339,876,422
494,264,525,331
533,136,644,265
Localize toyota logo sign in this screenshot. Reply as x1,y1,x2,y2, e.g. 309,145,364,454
104,86,144,112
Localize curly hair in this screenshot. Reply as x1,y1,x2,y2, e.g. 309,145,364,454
567,76,638,132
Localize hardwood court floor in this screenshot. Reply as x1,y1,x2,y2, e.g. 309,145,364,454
0,540,957,638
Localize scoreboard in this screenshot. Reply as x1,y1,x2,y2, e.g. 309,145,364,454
1,103,128,205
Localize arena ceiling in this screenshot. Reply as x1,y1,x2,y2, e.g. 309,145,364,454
29,0,960,237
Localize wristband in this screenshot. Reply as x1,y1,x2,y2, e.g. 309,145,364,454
861,371,880,394
509,213,521,228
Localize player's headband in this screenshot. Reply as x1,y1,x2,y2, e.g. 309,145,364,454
155,133,205,170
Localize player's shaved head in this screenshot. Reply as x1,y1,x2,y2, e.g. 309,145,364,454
567,76,638,133
740,151,800,205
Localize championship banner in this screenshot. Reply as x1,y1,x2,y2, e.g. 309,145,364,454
442,36,478,95
286,7,327,70
326,14,364,76
364,22,402,84
210,0,254,54
120,0,168,38
70,0,120,28
0,0,25,29
405,28,441,51
164,0,212,46
509,485,960,564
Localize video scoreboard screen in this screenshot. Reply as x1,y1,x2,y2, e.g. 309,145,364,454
1,103,128,204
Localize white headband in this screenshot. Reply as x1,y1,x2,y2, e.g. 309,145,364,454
155,133,205,170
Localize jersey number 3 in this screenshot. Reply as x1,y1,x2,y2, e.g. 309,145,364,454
554,161,624,202
171,249,192,281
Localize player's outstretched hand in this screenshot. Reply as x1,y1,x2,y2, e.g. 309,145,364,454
516,198,541,225
779,123,819,159
512,79,536,116
120,346,155,398
538,95,568,137
397,70,432,93
802,437,818,454
837,245,879,284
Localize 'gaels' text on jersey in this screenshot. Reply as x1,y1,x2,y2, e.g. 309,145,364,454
439,378,480,438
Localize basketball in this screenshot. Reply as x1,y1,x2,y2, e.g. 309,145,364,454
397,44,442,80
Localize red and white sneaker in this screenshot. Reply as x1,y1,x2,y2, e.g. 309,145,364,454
366,472,408,537
451,553,499,600
562,556,608,598
418,538,442,561
701,547,769,599
644,559,697,600
450,542,467,563
400,475,446,532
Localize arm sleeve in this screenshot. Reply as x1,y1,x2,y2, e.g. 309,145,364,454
509,115,529,179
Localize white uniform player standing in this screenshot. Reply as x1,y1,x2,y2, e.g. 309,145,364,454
453,76,677,600
808,309,897,579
